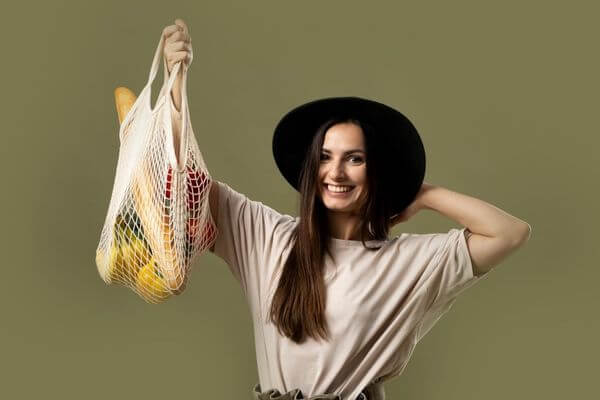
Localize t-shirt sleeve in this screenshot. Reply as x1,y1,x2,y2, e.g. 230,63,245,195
415,227,492,342
211,181,295,296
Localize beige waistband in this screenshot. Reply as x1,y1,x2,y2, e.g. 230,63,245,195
252,381,385,400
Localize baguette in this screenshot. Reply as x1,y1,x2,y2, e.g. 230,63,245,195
114,87,137,124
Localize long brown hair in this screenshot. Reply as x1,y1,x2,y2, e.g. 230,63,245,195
268,117,397,343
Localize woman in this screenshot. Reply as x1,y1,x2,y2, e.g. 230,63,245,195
163,19,532,400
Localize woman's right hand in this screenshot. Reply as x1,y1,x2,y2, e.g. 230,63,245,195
389,182,432,226
162,19,193,75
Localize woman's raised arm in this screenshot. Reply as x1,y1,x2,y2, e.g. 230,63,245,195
163,19,192,154
163,19,192,113
163,19,220,253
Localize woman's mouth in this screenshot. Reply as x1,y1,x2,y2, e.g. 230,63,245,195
324,184,355,196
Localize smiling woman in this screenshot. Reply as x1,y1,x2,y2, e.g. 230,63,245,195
150,19,530,395
199,93,528,399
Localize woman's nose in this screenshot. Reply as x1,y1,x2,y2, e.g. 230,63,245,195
331,162,346,178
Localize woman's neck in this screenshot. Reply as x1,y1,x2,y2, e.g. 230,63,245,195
326,211,364,241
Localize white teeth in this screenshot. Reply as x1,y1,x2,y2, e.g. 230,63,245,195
327,184,353,193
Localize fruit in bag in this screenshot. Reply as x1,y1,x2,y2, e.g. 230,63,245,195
98,33,217,303
96,245,121,283
120,237,152,279
131,161,184,292
183,164,216,259
102,82,216,302
113,86,181,298
136,258,171,303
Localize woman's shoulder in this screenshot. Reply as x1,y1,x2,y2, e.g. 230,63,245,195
214,180,298,226
392,228,466,253
209,180,299,259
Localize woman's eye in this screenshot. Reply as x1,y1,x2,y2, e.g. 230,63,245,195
320,154,364,163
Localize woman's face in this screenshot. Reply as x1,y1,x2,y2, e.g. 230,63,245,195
317,122,368,214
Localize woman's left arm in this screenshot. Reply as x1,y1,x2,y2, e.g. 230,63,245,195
419,183,532,276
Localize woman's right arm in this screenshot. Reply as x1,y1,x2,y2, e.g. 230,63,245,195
163,20,192,161
163,20,220,254
163,19,192,113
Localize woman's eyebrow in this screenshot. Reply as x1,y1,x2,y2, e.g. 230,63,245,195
321,149,366,155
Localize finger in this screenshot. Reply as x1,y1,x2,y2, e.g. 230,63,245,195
176,30,190,44
162,25,182,39
167,30,190,45
167,57,188,74
163,28,185,47
174,23,186,41
170,51,190,64
171,41,192,54
175,20,191,43
165,42,190,58
175,19,189,35
171,41,192,52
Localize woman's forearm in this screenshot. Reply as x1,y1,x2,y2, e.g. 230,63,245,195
170,65,183,112
167,65,183,140
420,184,531,243
170,104,182,144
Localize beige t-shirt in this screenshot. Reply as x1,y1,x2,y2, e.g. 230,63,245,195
210,180,491,400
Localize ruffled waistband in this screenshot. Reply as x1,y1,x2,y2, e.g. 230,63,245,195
252,381,385,400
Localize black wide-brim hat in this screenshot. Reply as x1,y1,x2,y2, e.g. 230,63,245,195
272,96,426,217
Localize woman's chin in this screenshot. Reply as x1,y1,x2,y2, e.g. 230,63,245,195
323,200,356,213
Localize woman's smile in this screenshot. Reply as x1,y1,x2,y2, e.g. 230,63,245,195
324,184,355,196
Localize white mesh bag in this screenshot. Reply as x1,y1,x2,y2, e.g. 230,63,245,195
95,34,217,303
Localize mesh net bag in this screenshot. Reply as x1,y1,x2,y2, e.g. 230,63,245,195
95,34,217,303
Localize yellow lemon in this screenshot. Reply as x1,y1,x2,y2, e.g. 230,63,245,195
136,259,171,303
120,237,152,283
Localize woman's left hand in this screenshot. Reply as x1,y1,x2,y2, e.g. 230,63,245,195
389,182,433,226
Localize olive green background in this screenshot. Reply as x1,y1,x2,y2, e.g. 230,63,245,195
2,0,597,398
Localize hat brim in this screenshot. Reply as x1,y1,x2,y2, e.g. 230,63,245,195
272,96,426,216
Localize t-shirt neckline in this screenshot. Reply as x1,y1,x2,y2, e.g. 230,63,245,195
328,236,389,247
